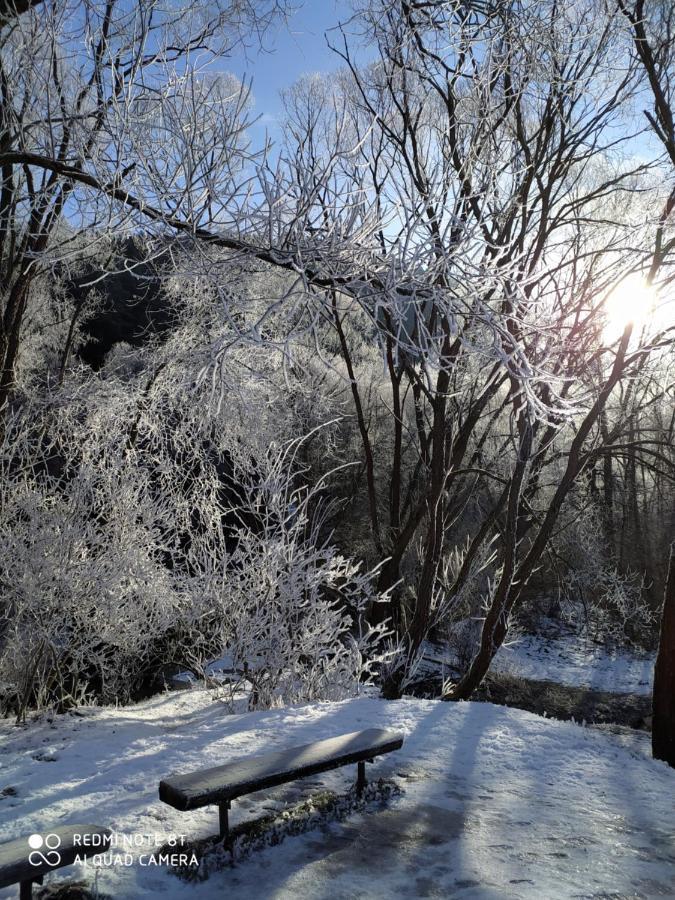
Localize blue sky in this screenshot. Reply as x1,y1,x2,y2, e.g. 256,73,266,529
226,1,362,134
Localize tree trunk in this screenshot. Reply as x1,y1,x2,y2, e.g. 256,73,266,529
0,274,31,431
443,417,533,700
652,544,675,767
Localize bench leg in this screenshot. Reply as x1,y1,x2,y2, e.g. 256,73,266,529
356,760,367,796
19,872,43,898
219,801,231,842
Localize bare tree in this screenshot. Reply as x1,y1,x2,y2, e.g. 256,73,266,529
617,0,675,767
0,0,288,422
258,0,672,695
3,0,673,706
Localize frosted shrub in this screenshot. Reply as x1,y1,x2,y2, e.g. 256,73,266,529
554,493,655,647
0,403,195,718
560,566,654,648
0,247,395,718
198,438,390,710
435,537,496,672
377,536,495,694
0,356,388,716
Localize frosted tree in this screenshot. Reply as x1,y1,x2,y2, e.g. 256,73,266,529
247,0,673,695
2,0,673,705
617,0,675,767
0,0,288,422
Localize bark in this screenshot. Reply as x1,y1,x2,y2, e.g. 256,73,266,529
601,410,614,547
444,327,634,700
0,274,31,424
330,291,383,557
444,416,533,700
652,545,675,767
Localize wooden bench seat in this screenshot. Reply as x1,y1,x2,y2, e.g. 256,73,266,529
159,727,404,840
0,825,111,899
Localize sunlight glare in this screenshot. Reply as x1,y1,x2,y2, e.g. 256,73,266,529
603,274,658,340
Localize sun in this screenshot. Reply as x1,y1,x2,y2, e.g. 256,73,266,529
601,273,675,341
603,274,655,337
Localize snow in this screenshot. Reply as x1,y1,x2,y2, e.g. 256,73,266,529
1,690,673,899
490,630,655,695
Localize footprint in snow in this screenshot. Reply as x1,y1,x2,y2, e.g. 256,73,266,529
32,749,59,762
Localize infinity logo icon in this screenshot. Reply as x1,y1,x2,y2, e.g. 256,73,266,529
28,833,62,867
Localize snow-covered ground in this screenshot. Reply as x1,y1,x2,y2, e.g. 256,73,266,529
490,630,655,694
0,690,673,899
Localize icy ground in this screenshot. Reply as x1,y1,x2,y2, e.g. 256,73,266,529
490,629,655,694
0,691,673,899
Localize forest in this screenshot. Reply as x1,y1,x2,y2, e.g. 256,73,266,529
0,0,674,897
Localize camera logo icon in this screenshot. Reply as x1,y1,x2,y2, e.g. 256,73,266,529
28,833,62,867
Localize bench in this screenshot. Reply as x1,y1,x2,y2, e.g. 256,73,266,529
159,727,404,841
0,825,111,899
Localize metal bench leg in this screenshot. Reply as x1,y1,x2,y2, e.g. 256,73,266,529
21,874,43,899
219,801,231,841
356,760,367,796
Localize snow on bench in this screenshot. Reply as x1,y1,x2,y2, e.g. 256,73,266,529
159,727,404,841
0,825,111,899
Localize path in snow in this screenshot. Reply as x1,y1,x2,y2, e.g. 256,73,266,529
0,691,673,899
